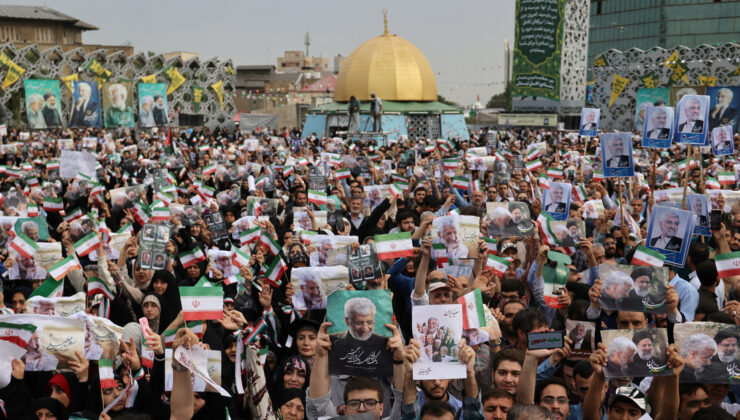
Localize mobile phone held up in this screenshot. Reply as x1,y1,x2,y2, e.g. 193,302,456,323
527,331,564,350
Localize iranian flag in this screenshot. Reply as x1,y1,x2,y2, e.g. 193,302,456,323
495,151,506,161
424,145,436,154
180,285,224,321
452,177,469,190
536,213,560,247
0,322,36,348
457,289,487,329
239,227,261,246
26,203,39,217
389,182,405,198
259,232,281,256
307,189,327,205
632,245,666,267
179,248,206,268
526,159,543,173
90,183,105,198
74,232,101,257
88,277,115,300
526,148,541,161
46,160,60,170
163,321,205,347
264,256,287,287
232,248,251,268
48,256,82,281
678,159,697,172
10,233,38,259
539,175,550,190
297,158,309,166
203,163,218,175
706,177,720,190
471,179,482,193
374,232,414,260
335,168,351,180
442,158,459,170
30,277,64,298
548,168,564,179
483,237,498,255
98,359,117,389
486,254,510,276
592,171,605,182
715,251,740,278
718,172,735,185
245,318,267,343
432,243,449,268
132,202,151,225
149,207,170,222
283,166,295,177
43,197,64,212
223,273,243,286
573,184,588,202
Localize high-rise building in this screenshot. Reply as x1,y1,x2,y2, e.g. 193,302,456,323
588,0,740,68
503,39,512,84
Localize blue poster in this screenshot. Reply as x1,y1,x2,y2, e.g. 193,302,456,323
641,106,673,149
601,133,634,178
673,95,710,145
70,81,101,127
646,206,696,267
707,86,740,133
542,182,571,221
687,194,709,237
712,126,735,157
579,108,600,137
137,83,168,127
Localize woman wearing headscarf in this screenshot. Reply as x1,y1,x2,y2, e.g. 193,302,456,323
145,270,180,331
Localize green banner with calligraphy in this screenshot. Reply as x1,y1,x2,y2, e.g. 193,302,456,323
511,0,565,101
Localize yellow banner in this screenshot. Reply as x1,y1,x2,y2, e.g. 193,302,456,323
61,73,79,92
734,65,740,76
141,73,157,84
0,52,25,90
593,56,608,68
640,73,658,89
608,74,629,108
699,75,717,87
226,65,235,75
164,65,185,95
662,50,688,84
210,80,223,110
86,57,111,81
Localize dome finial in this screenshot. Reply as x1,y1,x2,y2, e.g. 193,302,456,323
383,9,389,35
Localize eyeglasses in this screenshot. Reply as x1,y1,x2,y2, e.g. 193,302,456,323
542,396,568,404
346,399,380,410
686,398,710,408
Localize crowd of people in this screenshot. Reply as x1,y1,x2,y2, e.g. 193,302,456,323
0,122,740,420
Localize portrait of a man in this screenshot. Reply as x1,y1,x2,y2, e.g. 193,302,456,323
605,136,630,168
690,196,707,227
627,330,662,377
506,202,533,235
153,95,168,126
649,210,683,251
292,272,326,310
703,329,740,380
27,93,47,129
600,270,634,309
645,107,671,140
679,96,705,134
680,333,717,382
544,183,567,215
42,92,63,127
712,126,734,152
104,83,134,128
581,109,598,131
567,323,592,351
488,206,512,236
605,336,637,377
709,88,738,132
434,216,468,258
8,253,47,280
70,81,100,127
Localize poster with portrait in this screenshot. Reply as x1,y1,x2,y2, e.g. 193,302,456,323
707,190,740,212
601,328,670,379
635,87,670,131
707,86,740,133
203,212,228,242
138,83,168,127
673,94,710,145
207,249,239,278
170,204,201,226
465,156,497,171
89,232,127,263
542,182,571,221
363,185,389,210
27,292,86,318
598,264,668,313
412,304,465,380
346,244,382,289
0,314,86,371
711,126,735,157
582,199,605,220
431,214,478,259
110,185,143,213
24,79,63,130
642,106,674,148
290,266,349,311
486,202,534,237
137,223,170,270
327,289,394,377
102,82,135,128
645,206,695,267
441,258,475,280
68,313,123,361
566,319,595,359
70,81,101,127
600,133,634,177
670,86,706,107
60,150,97,179
164,348,225,393
244,196,277,217
579,108,600,137
548,219,586,249
674,322,740,384
14,216,49,242
687,194,710,237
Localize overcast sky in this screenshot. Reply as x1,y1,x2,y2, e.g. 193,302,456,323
12,0,514,106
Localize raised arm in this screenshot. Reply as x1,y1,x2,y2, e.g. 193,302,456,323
308,322,332,399
413,236,432,299
170,328,198,420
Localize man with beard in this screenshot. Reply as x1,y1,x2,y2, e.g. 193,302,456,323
602,236,618,263
627,330,660,377
499,300,524,347
70,82,100,127
680,333,717,382
605,336,637,378
329,297,390,376
568,323,592,351
489,206,512,236
704,329,740,381
649,210,683,251
8,253,47,280
544,184,567,214
42,92,62,127
505,202,533,235
292,274,326,310
600,271,633,310
153,94,168,126
104,83,134,127
621,267,663,312
435,216,468,258
679,96,705,133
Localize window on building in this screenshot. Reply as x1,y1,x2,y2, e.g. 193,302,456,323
35,27,53,43
0,26,17,42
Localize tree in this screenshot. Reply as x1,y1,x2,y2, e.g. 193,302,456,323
437,94,459,107
486,82,511,110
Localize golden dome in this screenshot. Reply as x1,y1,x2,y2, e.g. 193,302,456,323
334,18,437,102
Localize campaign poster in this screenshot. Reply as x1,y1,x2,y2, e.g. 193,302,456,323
635,87,670,131
290,266,349,311
412,304,466,380
711,126,735,157
138,83,168,127
327,289,394,377
645,206,696,267
542,182,571,221
431,215,479,259
669,86,706,107
601,328,671,379
598,264,668,313
673,94,710,145
24,79,63,130
346,244,382,289
102,82,135,128
70,81,101,127
642,106,674,149
687,194,710,237
674,322,740,384
707,86,740,133
14,215,49,242
566,319,595,359
601,133,634,178
486,202,535,237
579,108,600,137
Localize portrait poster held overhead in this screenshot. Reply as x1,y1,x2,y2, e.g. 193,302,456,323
686,194,710,237
712,125,735,157
673,94,710,145
137,223,170,270
412,304,466,380
565,319,595,359
542,182,571,221
707,86,740,133
431,214,479,259
601,328,671,379
598,264,668,313
486,201,534,237
674,322,740,384
600,133,634,177
137,82,168,127
346,244,382,290
102,81,135,128
0,314,87,372
645,206,696,267
641,106,674,148
579,108,600,137
24,79,64,130
634,87,670,131
326,290,394,377
70,80,101,127
14,215,49,242
290,266,349,311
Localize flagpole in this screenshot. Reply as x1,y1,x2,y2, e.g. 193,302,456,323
618,178,624,226
649,149,657,221
682,145,692,210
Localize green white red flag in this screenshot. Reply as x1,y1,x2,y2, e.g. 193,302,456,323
631,245,666,267
457,289,487,329
374,232,414,260
10,233,38,259
715,251,740,278
0,322,37,348
180,285,224,321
